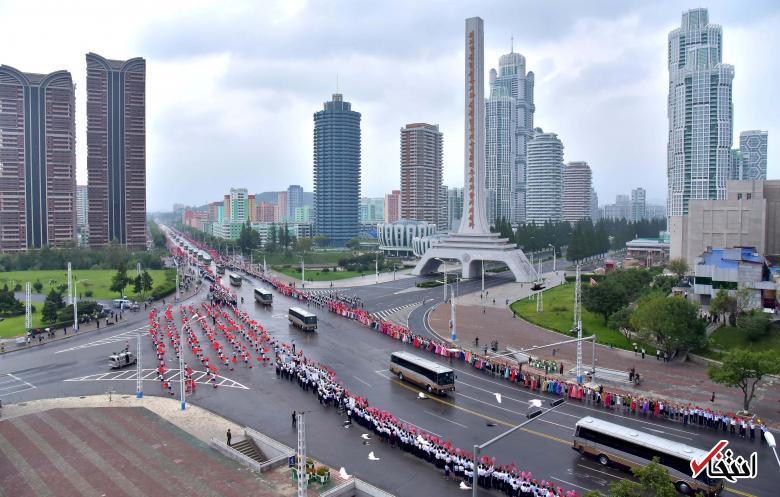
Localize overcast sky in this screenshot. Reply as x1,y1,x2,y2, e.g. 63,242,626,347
2,0,778,210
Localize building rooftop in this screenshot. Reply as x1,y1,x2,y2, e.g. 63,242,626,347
700,247,764,269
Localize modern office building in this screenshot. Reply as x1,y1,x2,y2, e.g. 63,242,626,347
630,187,647,222
313,93,361,246
0,66,76,251
485,85,515,226
739,130,768,181
487,49,535,223
86,53,146,248
287,185,304,219
400,123,443,226
526,128,563,224
562,161,592,223
671,179,780,263
667,9,734,249
359,197,385,224
384,190,401,224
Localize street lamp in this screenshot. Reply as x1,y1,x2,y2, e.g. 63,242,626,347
766,431,780,470
434,257,448,302
375,251,379,285
548,244,556,273
73,279,89,331
300,256,305,287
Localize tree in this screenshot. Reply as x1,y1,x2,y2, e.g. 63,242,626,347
346,238,362,250
266,224,278,253
630,294,706,358
296,237,313,253
733,287,753,318
667,257,689,281
737,310,771,342
608,306,634,344
0,284,24,317
133,275,143,299
141,270,154,297
606,458,677,497
709,289,736,321
110,263,129,297
709,349,780,412
33,280,43,293
582,280,628,325
313,235,328,248
41,288,65,324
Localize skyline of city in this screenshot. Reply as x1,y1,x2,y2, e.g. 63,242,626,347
0,1,777,211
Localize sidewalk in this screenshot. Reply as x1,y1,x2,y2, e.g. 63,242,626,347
428,303,780,424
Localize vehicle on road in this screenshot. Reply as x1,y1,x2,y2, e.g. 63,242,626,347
389,351,455,395
216,264,225,275
112,298,131,309
108,351,137,369
229,273,242,287
288,307,317,331
572,416,723,496
254,288,273,306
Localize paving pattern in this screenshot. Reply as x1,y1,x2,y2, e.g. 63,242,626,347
64,369,249,390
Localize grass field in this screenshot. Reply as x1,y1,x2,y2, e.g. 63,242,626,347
0,312,44,339
272,266,370,281
252,250,354,266
0,269,169,300
695,324,780,360
510,283,634,350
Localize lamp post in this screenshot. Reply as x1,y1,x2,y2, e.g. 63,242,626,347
73,279,88,331
300,256,305,287
548,244,556,273
435,258,447,302
375,251,379,284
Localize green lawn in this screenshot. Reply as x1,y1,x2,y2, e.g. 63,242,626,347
510,283,634,350
253,250,354,266
0,311,44,339
0,269,169,300
272,266,372,281
695,325,780,360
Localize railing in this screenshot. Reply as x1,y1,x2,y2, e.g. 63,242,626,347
320,478,396,497
210,438,264,472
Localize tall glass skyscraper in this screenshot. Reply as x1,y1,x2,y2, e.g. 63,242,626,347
313,94,361,246
486,50,535,224
667,8,734,218
526,128,563,224
485,84,515,226
739,130,768,180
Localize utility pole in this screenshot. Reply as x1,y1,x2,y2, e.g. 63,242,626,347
375,252,379,284
25,282,32,332
67,262,73,306
136,331,143,398
450,282,457,341
535,259,543,313
481,258,485,292
136,262,142,278
300,256,305,287
297,411,307,497
73,280,79,331
574,264,583,383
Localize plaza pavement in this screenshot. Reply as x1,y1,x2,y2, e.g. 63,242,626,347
428,280,780,425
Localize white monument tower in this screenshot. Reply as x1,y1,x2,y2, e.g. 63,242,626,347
414,17,536,282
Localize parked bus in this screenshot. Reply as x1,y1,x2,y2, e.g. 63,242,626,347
229,273,242,287
254,288,273,306
288,307,317,331
389,351,455,395
572,417,723,496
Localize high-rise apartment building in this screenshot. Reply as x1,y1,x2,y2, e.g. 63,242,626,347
400,123,443,227
208,201,221,222
287,185,304,219
384,190,401,224
487,50,535,223
223,194,231,221
739,130,768,180
485,85,515,225
590,188,600,221
562,162,592,223
276,191,288,221
75,185,89,229
667,9,733,219
247,194,256,222
604,194,631,220
359,197,384,224
438,184,448,231
229,188,248,223
526,128,563,224
86,53,146,248
446,187,464,231
630,187,647,222
313,93,361,246
0,66,76,251
256,202,276,222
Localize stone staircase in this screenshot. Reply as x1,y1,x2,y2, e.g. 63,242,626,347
231,438,266,463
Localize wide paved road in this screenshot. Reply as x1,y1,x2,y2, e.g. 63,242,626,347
0,271,773,497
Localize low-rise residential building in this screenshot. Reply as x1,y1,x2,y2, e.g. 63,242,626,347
694,246,777,311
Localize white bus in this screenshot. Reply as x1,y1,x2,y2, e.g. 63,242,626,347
573,417,723,496
254,288,273,305
229,273,242,287
389,351,455,395
288,307,317,331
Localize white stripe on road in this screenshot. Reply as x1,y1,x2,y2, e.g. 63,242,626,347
576,463,628,481
352,375,372,388
423,410,468,429
550,477,595,492
64,368,249,390
54,326,149,354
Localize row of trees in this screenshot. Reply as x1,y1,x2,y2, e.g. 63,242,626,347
110,263,155,299
0,243,164,272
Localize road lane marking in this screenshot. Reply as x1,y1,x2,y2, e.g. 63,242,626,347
576,464,627,481
453,390,575,431
0,373,37,396
549,477,594,492
54,326,149,354
64,368,249,390
352,375,372,388
423,410,468,428
396,417,442,438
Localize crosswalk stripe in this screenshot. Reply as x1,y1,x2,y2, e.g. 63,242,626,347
64,368,250,390
54,326,149,354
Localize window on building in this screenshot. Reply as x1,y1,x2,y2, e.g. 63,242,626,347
736,193,742,200
746,193,752,200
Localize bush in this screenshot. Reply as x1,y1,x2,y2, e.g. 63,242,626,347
565,273,606,283
321,268,330,273
13,283,22,292
737,311,771,342
416,280,443,288
84,290,94,298
148,270,177,301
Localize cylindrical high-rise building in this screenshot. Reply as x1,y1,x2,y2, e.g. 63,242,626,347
485,86,515,226
526,128,564,224
562,161,592,223
0,66,76,251
313,93,361,246
400,123,443,227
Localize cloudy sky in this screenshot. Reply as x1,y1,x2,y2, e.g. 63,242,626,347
1,0,778,211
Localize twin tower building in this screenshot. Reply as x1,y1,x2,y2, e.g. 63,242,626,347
0,53,146,252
